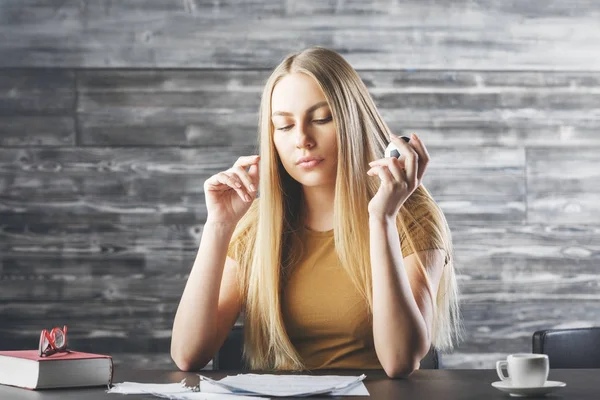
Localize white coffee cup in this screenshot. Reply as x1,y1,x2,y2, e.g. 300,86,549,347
496,353,549,387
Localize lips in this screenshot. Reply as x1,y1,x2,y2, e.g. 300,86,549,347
296,156,324,169
296,156,324,165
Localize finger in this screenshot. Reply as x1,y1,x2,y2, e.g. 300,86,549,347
409,133,430,182
386,157,407,182
205,172,231,190
368,165,394,184
368,158,404,181
216,172,252,202
369,157,405,168
232,165,257,193
205,173,229,190
378,165,395,184
248,163,259,186
233,155,261,169
390,134,418,188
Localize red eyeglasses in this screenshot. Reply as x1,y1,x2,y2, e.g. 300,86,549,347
38,325,69,357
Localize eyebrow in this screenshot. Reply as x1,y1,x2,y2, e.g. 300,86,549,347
271,101,329,117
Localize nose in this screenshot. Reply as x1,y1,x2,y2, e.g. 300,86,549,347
295,122,315,149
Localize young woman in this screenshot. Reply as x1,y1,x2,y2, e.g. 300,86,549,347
171,47,461,378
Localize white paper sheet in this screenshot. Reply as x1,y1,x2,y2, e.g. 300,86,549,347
108,374,369,398
197,374,369,397
107,380,192,395
199,378,369,396
151,394,269,400
107,380,268,400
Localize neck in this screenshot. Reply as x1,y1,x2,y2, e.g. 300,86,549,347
302,184,335,232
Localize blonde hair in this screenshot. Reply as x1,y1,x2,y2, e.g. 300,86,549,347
228,46,462,371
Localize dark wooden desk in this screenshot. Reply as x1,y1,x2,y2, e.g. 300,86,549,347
0,368,597,399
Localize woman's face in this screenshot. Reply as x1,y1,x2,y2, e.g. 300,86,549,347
271,72,338,188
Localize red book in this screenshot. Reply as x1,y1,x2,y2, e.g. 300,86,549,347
0,350,113,390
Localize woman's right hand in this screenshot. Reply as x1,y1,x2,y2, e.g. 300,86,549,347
203,155,260,226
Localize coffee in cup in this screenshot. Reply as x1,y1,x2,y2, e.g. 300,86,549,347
496,353,549,387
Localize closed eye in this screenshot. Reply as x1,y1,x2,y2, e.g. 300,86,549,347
275,116,332,131
314,116,332,124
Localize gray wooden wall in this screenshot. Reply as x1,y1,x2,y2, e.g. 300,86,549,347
1,0,599,369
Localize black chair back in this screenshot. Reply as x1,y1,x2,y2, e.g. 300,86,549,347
214,325,440,370
532,327,600,368
213,325,245,370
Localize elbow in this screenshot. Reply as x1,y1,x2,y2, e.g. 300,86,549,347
170,345,194,372
383,359,419,379
172,355,195,372
171,341,210,372
381,345,426,379
171,350,210,372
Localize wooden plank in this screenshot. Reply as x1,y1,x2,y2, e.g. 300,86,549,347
366,71,600,146
0,69,75,145
426,146,525,223
0,298,176,353
1,1,599,69
0,275,188,302
111,354,213,370
443,352,512,369
0,254,193,280
446,223,600,366
452,223,600,275
77,69,263,146
527,147,600,224
0,69,74,114
456,300,600,353
77,70,600,146
112,354,181,370
0,146,255,215
0,332,172,354
0,116,75,146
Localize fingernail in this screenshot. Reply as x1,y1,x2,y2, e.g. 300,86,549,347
411,133,418,140
250,184,256,192
401,135,410,143
236,182,242,188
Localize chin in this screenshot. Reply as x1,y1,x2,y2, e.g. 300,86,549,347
294,176,332,187
283,165,335,187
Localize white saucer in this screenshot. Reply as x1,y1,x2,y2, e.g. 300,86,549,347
491,380,566,397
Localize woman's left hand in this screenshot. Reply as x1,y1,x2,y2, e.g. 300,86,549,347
367,133,430,219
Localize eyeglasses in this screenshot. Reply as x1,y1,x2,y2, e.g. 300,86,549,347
38,325,69,357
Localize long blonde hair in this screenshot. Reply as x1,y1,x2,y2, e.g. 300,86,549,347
228,46,462,371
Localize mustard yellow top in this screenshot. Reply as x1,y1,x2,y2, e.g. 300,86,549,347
280,224,440,369
228,218,442,370
281,227,381,369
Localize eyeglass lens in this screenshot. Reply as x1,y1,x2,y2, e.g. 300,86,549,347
54,330,65,348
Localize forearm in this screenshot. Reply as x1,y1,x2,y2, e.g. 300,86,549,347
369,215,429,377
171,219,236,369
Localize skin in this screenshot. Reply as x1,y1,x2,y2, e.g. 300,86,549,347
270,72,337,231
366,133,445,377
171,72,445,378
